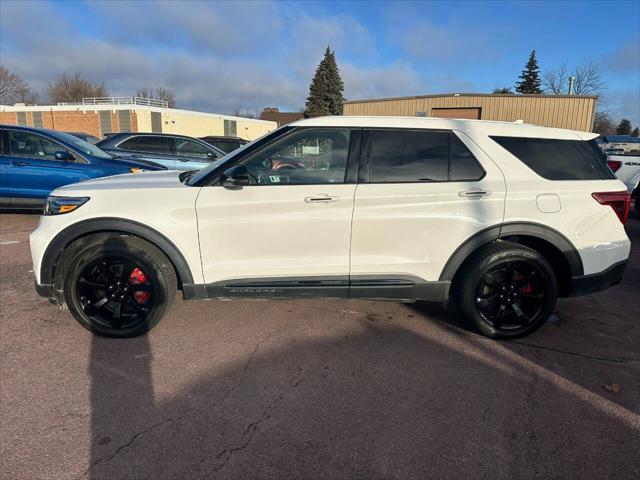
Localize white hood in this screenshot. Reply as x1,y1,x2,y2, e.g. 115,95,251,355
54,170,187,194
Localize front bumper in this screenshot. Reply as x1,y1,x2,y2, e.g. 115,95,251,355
569,260,628,297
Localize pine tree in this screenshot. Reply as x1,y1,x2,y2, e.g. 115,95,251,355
631,127,639,137
515,50,543,94
304,47,345,118
616,119,632,135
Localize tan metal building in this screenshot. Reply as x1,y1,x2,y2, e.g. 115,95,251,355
343,93,597,131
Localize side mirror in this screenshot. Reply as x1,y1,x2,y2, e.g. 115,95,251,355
55,151,75,162
207,151,217,159
221,165,250,187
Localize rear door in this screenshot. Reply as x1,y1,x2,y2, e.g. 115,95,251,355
5,129,96,205
349,129,506,296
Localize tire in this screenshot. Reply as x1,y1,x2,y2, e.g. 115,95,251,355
62,234,176,338
455,241,558,339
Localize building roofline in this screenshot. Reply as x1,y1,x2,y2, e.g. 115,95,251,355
0,103,276,125
343,92,598,104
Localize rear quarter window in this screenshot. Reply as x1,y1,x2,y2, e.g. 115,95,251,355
491,136,615,180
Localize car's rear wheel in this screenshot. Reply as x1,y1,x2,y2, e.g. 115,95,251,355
63,234,176,338
456,241,558,339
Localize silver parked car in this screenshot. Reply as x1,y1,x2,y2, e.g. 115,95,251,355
96,133,226,170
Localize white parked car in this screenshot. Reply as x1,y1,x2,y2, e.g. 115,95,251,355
30,116,631,339
606,154,640,217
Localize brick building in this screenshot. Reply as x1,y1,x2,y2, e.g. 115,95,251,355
0,97,277,141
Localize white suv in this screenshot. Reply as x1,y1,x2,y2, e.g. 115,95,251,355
30,116,631,339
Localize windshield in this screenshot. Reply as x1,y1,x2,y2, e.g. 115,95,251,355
187,126,292,186
49,130,113,160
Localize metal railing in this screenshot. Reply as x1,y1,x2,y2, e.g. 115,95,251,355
68,96,169,108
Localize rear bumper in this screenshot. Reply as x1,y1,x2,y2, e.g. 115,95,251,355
569,260,628,297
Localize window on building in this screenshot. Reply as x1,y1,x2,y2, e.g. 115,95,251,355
224,119,237,137
99,111,112,136
118,110,132,132
32,111,44,128
16,112,27,126
151,112,162,133
243,128,350,185
491,136,614,180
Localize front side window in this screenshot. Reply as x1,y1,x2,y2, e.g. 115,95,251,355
369,130,449,182
8,131,74,161
128,136,173,154
176,138,211,158
242,128,351,185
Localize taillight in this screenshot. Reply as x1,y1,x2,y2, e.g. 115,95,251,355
592,191,631,224
607,160,622,172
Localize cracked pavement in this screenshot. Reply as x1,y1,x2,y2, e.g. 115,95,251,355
1,212,639,479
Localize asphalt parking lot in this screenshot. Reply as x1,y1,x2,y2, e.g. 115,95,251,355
1,213,639,480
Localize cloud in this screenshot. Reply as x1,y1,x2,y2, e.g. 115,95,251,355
600,88,640,126
603,34,640,75
341,62,427,100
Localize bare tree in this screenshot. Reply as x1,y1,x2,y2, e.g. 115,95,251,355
492,87,513,94
543,61,605,96
136,87,176,108
592,111,616,136
0,65,37,104
47,72,108,103
231,108,258,119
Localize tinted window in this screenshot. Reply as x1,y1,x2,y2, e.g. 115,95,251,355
369,130,449,182
243,128,350,185
491,136,615,180
128,136,173,154
118,137,138,150
7,131,74,161
175,138,211,158
450,134,484,181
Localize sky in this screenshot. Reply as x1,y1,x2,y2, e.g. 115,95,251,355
1,0,639,124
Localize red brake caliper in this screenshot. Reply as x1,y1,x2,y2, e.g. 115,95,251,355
129,267,150,304
514,272,533,294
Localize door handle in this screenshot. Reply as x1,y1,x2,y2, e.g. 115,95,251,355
304,194,338,203
11,161,29,167
458,188,489,197
130,154,143,158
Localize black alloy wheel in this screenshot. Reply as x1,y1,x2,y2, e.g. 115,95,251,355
457,241,558,339
63,234,176,337
76,257,155,331
474,260,547,331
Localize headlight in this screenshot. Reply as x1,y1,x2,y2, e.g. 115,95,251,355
130,168,142,173
44,196,90,215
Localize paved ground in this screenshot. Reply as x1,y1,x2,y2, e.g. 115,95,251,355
1,212,639,480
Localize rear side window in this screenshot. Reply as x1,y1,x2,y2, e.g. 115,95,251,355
491,136,615,180
367,130,484,183
369,130,449,182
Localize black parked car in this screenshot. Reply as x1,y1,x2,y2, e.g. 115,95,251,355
66,132,100,144
96,133,226,171
200,136,248,154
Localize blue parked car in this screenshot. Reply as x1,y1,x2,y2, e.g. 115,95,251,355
96,133,226,171
0,125,166,209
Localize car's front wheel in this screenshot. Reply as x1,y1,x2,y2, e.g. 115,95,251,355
456,241,558,339
63,234,176,337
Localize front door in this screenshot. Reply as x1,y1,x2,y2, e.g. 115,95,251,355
195,127,358,298
5,129,95,205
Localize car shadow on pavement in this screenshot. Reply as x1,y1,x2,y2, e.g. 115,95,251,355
85,308,640,480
